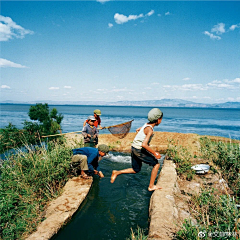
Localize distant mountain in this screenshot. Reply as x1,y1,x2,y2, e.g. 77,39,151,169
106,99,211,108
210,102,240,108
1,99,240,108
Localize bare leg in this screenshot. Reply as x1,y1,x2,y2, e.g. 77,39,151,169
148,163,162,191
111,168,136,183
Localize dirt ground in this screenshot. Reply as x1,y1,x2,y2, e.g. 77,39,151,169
66,131,237,154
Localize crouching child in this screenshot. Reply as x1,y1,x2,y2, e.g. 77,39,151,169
71,144,109,179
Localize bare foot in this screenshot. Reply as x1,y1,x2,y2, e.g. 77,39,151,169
148,185,162,191
81,174,90,179
110,170,118,183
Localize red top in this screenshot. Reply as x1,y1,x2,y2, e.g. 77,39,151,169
86,117,101,128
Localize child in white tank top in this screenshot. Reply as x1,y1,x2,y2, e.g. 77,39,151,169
111,108,163,191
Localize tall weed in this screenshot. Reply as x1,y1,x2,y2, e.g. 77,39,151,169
167,141,195,180
0,140,75,239
200,137,240,198
126,227,148,240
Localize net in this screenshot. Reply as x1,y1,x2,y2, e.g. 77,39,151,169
106,120,134,139
42,120,134,138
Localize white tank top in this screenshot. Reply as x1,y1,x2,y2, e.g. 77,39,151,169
131,123,154,150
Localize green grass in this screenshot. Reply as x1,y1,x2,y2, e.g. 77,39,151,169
176,188,239,240
199,137,240,198
166,141,195,180
173,137,240,239
126,227,148,240
0,138,83,239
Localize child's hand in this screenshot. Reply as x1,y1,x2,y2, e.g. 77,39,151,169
136,127,141,132
94,170,104,178
98,171,104,178
154,152,161,159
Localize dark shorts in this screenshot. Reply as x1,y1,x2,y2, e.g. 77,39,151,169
131,147,159,173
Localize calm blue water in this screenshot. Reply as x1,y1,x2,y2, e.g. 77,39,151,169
0,104,239,139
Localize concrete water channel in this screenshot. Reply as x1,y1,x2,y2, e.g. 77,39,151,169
51,152,165,240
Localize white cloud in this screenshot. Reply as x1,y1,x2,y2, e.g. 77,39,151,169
49,87,60,90
212,80,222,84
207,80,234,89
203,22,240,40
203,31,221,40
96,0,110,3
163,84,207,91
181,84,206,91
111,88,134,92
211,23,225,35
0,15,34,41
114,10,154,25
230,24,240,31
1,85,11,89
165,12,171,16
0,58,27,68
183,77,190,81
108,23,113,28
225,78,240,84
64,86,72,89
232,78,240,83
146,10,154,17
114,13,144,24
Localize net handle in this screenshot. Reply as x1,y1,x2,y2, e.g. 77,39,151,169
41,119,134,138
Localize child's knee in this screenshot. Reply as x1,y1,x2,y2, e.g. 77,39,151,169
154,163,160,168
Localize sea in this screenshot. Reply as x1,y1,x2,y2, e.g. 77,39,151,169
0,104,239,140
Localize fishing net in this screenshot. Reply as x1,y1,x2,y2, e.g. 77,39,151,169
42,120,134,139
106,120,134,139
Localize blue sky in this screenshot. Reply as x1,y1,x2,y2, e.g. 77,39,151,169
1,0,240,104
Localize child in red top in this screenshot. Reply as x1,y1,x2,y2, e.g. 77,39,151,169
83,109,102,129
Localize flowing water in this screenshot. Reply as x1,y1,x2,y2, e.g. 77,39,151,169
52,152,165,240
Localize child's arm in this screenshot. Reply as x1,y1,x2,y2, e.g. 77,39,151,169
136,127,141,132
95,127,99,137
82,126,91,138
142,127,161,159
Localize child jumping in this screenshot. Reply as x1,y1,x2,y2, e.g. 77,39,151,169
110,108,163,191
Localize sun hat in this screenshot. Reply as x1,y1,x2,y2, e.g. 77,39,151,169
94,109,101,115
88,115,96,121
98,144,109,154
148,108,163,122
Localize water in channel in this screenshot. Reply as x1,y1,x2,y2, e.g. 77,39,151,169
52,152,165,240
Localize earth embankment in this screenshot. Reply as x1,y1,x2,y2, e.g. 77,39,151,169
66,131,236,154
